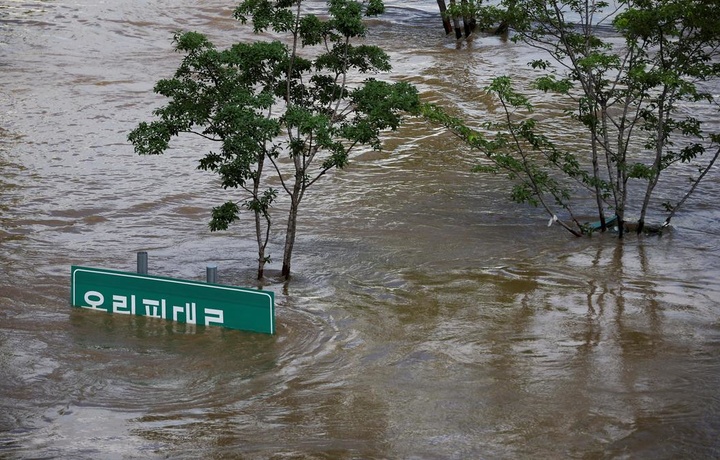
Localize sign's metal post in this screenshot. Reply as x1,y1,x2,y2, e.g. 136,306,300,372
206,265,218,284
137,252,148,275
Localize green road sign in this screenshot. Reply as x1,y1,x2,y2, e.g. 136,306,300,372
70,266,275,334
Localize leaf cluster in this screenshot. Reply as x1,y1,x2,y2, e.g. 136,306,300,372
129,1,419,277
439,0,720,235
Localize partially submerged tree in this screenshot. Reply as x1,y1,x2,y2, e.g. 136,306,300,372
427,0,720,236
128,34,284,279
435,0,509,38
129,0,419,280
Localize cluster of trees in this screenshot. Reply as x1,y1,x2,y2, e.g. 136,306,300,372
436,0,510,38
130,0,720,281
428,0,720,237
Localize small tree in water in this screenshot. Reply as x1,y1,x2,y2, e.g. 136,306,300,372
426,0,720,236
129,0,419,280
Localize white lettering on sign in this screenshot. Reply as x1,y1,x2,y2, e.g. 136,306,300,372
112,294,136,315
204,308,224,326
79,286,228,328
143,299,167,319
83,291,106,310
172,302,197,325
73,266,274,333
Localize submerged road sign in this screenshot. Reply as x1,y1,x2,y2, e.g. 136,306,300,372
70,266,275,334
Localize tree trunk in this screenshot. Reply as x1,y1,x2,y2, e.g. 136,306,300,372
493,21,509,35
637,176,658,234
255,211,266,280
436,0,452,35
255,208,272,281
617,173,628,239
590,115,607,231
448,0,463,39
638,98,667,234
280,200,298,280
614,110,629,239
281,177,303,280
253,153,269,280
253,164,264,281
460,0,473,37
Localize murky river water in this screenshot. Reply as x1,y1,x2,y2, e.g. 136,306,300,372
2,1,720,458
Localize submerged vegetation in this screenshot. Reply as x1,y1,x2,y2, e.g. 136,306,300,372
426,0,720,237
129,0,720,282
129,0,419,280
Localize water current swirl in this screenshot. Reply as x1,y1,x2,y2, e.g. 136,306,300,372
2,1,720,458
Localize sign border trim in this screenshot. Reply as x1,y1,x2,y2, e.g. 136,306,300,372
71,266,274,333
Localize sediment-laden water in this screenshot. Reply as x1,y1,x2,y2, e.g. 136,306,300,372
2,1,720,458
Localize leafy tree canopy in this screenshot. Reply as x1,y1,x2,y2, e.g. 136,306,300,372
427,0,720,236
129,0,419,280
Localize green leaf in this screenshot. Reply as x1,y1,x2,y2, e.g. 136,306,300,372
209,201,240,231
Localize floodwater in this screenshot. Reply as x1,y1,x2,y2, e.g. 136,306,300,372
2,1,720,458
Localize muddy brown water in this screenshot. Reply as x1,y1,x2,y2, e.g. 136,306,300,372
2,1,720,458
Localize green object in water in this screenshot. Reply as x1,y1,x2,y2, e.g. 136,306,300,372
586,215,618,231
